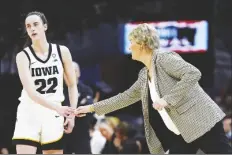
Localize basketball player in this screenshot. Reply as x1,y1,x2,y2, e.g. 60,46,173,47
12,11,78,154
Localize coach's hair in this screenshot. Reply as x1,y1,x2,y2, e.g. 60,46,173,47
129,23,160,51
23,11,48,48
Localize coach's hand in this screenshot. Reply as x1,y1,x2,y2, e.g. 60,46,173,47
153,98,168,111
64,116,75,134
55,106,74,118
74,105,93,117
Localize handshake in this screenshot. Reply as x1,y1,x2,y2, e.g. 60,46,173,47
55,105,94,118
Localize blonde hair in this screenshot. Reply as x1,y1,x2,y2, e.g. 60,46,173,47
105,116,120,129
129,23,160,51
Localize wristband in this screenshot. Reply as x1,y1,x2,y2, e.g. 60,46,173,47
89,105,95,113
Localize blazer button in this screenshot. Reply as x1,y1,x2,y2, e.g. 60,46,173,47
166,107,171,112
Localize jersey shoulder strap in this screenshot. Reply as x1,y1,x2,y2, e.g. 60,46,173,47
56,44,64,67
22,49,31,68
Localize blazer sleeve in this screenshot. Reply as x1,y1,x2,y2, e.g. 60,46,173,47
158,52,202,107
93,69,145,115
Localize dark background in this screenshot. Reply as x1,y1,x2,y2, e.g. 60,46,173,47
0,0,231,153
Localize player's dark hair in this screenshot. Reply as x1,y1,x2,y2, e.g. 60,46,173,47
23,11,48,48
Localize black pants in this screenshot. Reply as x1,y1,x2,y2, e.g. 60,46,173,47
169,121,232,154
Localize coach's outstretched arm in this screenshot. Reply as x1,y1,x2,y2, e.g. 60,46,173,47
16,51,74,118
75,70,144,116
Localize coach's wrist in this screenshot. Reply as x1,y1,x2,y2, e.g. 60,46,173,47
89,105,95,113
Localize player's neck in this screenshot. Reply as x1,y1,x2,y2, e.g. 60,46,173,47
32,38,49,54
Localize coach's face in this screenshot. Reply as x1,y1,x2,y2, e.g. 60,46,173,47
129,38,143,61
25,15,47,41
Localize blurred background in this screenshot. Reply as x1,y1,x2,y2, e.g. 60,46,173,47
0,0,231,154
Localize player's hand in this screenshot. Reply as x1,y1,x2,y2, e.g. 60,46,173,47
153,98,168,111
64,116,75,134
74,105,92,117
55,106,74,118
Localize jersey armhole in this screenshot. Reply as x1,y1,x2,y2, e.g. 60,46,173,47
23,50,31,69
56,44,64,67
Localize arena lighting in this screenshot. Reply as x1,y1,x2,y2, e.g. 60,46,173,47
123,20,209,54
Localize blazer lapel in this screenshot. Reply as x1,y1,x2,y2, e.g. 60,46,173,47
151,52,161,98
142,69,149,119
141,69,152,141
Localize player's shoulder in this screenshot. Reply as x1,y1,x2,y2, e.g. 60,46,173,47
49,43,69,51
16,51,27,60
57,45,71,58
50,43,71,61
16,51,29,63
56,44,70,53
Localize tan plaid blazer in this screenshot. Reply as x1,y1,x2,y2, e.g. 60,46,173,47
93,50,225,154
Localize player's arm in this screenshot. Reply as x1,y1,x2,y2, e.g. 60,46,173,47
60,46,78,109
16,51,72,117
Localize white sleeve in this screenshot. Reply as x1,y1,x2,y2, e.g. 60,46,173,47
90,130,106,154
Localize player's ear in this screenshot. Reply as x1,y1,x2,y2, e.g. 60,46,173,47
44,24,48,31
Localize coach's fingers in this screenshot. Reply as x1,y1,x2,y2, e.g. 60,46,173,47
74,107,84,115
157,105,163,111
76,113,86,117
76,106,84,111
153,103,158,110
67,107,75,113
157,104,163,111
158,107,163,111
153,103,163,111
65,108,75,115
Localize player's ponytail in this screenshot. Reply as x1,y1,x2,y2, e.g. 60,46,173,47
23,37,32,48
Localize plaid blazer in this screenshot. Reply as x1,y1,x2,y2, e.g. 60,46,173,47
93,50,225,154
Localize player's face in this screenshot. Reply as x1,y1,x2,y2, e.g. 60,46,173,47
25,15,47,41
129,38,142,61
